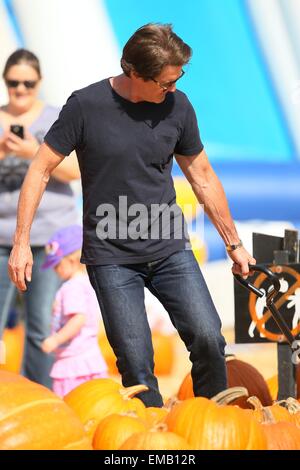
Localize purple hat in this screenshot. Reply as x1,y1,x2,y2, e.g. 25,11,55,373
41,225,83,270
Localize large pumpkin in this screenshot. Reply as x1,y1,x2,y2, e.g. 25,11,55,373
262,421,300,450
152,333,175,375
144,407,169,427
266,375,278,401
248,396,300,428
98,333,119,374
165,396,267,450
119,427,191,450
0,370,92,450
0,323,25,373
64,378,148,438
93,413,147,450
177,357,272,408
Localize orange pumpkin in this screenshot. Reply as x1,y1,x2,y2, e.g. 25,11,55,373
98,333,118,375
93,413,147,450
178,357,272,408
0,370,92,450
152,333,175,375
98,332,175,376
64,378,148,438
266,375,278,401
247,396,295,423
0,323,25,373
262,421,300,450
119,426,191,450
177,371,193,400
144,407,169,427
282,397,300,428
165,396,267,450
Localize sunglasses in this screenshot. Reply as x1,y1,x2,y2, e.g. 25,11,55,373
151,70,185,91
5,79,38,89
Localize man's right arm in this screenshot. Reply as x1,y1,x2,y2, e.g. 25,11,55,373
8,142,67,291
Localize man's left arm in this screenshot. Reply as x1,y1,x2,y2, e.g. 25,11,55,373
175,149,256,277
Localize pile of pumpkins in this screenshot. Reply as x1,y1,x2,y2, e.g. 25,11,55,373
1,355,300,450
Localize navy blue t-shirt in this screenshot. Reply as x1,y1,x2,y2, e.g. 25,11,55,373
45,79,203,265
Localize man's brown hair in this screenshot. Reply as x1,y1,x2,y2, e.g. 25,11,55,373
121,23,192,80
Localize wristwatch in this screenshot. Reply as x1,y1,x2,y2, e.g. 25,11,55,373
225,239,243,252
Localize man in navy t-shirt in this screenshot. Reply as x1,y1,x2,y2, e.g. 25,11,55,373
9,23,255,405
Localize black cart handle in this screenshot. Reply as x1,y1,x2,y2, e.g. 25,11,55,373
234,264,281,298
234,263,296,348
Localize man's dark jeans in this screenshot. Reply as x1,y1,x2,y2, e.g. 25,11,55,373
87,249,227,407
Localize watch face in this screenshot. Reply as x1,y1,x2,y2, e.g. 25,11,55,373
226,241,242,252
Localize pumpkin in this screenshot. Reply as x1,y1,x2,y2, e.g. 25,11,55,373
177,371,193,401
165,392,267,450
266,375,278,401
144,407,169,427
282,397,300,428
262,421,300,450
119,424,191,450
93,412,147,450
177,356,272,408
64,378,148,438
98,333,119,375
247,396,295,424
0,370,92,450
152,333,175,375
0,323,25,373
98,332,175,376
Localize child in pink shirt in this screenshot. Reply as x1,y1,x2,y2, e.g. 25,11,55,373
41,225,108,397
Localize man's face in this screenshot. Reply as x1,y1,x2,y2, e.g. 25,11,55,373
134,65,184,103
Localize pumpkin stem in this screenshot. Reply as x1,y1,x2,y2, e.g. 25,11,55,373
261,407,276,424
164,396,181,410
247,396,264,411
247,396,275,423
278,398,300,414
120,384,149,400
212,386,249,405
150,423,168,433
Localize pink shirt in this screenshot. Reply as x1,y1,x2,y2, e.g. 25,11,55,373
50,273,107,378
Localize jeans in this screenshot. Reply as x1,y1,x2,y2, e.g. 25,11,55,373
0,246,61,387
87,249,227,407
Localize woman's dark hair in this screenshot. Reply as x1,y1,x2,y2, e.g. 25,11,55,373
121,23,192,80
3,49,41,79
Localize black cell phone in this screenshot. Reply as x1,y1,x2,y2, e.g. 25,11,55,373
10,124,24,139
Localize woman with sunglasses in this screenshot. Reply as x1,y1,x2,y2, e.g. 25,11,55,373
0,49,80,388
